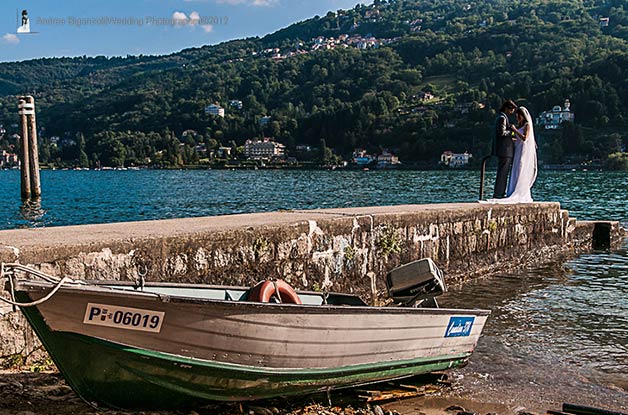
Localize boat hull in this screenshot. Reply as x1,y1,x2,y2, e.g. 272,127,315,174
15,282,489,410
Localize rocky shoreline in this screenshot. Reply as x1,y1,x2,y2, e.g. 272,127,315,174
0,368,502,415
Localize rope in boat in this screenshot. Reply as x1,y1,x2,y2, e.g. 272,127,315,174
0,263,78,307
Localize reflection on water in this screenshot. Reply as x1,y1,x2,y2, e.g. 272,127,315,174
18,198,48,228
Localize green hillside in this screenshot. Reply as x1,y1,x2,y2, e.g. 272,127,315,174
1,0,627,168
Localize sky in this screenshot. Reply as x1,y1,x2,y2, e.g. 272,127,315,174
0,0,361,63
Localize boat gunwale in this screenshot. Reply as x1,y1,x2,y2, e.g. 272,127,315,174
13,279,491,316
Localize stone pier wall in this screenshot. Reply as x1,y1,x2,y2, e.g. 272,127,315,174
0,202,624,365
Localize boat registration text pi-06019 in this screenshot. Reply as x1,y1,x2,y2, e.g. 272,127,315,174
83,303,165,333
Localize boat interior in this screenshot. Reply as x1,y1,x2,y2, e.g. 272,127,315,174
102,257,446,308
104,282,368,306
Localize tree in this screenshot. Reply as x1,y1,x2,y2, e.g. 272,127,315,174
318,138,329,164
99,137,127,167
77,132,89,168
605,152,628,170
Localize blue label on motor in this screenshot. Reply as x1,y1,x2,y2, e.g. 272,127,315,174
444,316,475,337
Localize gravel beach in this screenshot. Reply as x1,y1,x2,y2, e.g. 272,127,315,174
1,360,626,415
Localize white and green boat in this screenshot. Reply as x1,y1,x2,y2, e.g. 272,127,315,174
3,259,489,410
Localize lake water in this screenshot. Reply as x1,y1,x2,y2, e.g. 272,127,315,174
1,169,627,229
441,247,628,410
1,168,627,408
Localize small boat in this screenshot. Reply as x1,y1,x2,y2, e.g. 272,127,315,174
1,259,489,410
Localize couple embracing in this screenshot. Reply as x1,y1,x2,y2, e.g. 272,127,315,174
487,100,537,203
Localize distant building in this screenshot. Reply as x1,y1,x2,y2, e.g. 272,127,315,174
536,99,574,130
1,150,19,168
296,144,313,152
194,143,207,155
205,104,225,118
377,151,400,167
441,151,472,168
352,149,375,166
259,116,272,126
417,91,434,101
229,100,243,110
216,146,232,158
244,138,285,160
357,37,378,49
599,17,610,27
262,48,280,55
454,102,484,113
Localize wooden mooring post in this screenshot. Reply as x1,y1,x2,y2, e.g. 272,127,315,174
18,96,41,199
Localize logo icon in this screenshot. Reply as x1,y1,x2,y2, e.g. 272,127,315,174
444,316,475,338
17,10,30,33
16,9,38,34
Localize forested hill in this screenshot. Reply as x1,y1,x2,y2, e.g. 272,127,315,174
1,0,627,168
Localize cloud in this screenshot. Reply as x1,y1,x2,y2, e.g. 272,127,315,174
216,0,279,6
189,11,201,25
2,33,19,44
172,11,189,26
171,11,213,33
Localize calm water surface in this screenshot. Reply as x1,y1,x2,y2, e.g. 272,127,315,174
1,169,627,228
1,169,627,405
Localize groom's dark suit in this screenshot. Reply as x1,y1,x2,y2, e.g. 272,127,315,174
492,112,515,198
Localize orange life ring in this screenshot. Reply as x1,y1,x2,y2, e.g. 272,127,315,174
248,279,302,304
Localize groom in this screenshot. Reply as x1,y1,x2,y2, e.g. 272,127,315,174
492,100,518,198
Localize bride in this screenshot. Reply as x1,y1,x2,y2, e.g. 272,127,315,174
485,106,537,203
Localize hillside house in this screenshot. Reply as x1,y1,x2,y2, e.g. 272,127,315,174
377,151,400,167
536,99,574,129
205,104,225,118
244,138,285,160
441,151,472,167
352,149,375,166
229,100,243,110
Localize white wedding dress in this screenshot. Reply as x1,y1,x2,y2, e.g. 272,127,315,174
483,107,537,204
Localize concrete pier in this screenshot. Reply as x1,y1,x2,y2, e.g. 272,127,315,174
0,202,624,364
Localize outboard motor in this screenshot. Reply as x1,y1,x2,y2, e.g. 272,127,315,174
386,258,446,308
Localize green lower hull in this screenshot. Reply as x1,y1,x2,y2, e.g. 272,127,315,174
21,302,471,410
